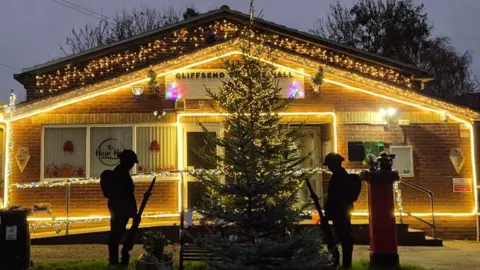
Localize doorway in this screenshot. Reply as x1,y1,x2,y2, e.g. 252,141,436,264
296,126,322,206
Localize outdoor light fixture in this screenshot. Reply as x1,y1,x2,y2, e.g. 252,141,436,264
379,108,396,125
153,109,176,118
131,86,144,100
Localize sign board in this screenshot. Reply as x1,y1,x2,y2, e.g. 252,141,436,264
452,178,472,192
95,138,125,166
165,68,305,99
390,146,414,177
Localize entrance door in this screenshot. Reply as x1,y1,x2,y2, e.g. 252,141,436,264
182,123,222,211
297,127,322,205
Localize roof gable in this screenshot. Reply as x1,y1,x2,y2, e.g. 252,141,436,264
15,6,431,102
8,43,478,122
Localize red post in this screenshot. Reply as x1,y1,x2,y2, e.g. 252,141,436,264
360,167,400,268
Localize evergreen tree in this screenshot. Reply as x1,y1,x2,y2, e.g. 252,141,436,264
190,30,331,269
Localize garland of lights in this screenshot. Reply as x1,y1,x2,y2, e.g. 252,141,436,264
11,168,365,189
29,212,180,231
32,20,414,94
8,40,477,120
394,181,404,214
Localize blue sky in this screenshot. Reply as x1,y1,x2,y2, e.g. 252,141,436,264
1,0,479,104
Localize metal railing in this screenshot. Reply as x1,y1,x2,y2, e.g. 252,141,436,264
398,179,437,239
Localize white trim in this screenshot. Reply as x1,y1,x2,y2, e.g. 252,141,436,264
132,126,137,174
85,127,91,179
390,145,415,177
40,126,45,181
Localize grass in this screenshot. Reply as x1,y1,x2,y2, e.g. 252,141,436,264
32,259,137,270
31,259,432,270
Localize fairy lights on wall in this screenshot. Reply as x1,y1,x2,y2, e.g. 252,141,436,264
12,167,361,190
29,19,414,95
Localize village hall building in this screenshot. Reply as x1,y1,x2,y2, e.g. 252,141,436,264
1,6,479,241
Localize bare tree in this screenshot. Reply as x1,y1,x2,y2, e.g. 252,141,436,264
60,5,199,55
310,0,478,97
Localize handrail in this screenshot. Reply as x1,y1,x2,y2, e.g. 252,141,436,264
399,179,437,239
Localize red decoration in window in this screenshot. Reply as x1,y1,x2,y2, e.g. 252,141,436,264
63,141,74,153
149,140,160,152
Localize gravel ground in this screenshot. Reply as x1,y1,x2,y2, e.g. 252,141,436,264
31,241,480,269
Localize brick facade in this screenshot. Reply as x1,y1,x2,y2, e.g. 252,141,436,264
8,55,478,239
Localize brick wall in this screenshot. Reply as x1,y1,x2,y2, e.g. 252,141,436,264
9,56,477,239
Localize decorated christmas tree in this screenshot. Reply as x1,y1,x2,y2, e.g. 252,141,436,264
190,24,331,269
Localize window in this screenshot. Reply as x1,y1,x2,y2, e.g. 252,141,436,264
43,128,86,178
90,127,132,177
348,141,384,163
186,132,216,170
348,142,365,162
136,126,177,174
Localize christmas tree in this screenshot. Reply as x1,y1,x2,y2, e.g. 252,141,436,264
190,28,331,269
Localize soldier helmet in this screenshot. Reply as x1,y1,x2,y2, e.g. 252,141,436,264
118,149,139,164
323,152,345,166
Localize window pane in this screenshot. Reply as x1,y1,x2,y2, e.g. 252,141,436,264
136,126,177,174
90,127,132,177
187,132,216,170
44,128,86,178
188,181,205,210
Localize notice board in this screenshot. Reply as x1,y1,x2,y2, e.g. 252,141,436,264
452,178,472,192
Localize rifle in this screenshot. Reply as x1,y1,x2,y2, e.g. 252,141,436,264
305,178,338,254
124,177,156,252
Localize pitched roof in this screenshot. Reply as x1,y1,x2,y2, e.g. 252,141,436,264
15,5,431,87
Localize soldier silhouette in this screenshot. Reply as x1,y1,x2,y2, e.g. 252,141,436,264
102,149,139,266
324,153,355,269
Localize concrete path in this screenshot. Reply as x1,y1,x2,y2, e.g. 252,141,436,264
30,241,480,269
353,241,480,270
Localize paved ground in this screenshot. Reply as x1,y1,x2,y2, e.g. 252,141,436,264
31,241,480,269
353,241,480,269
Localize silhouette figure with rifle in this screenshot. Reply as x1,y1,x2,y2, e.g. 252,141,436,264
100,150,155,266
306,153,361,269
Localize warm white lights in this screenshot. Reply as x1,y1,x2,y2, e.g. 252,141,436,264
379,108,396,117
2,50,477,219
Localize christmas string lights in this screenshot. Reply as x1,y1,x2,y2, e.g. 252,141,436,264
30,19,415,94
29,212,180,231
394,181,404,214
275,49,478,119
12,171,182,189
8,44,477,123
11,168,362,190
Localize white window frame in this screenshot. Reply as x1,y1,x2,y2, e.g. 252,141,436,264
390,145,414,177
41,123,176,181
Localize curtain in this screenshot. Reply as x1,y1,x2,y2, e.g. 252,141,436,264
44,128,86,178
136,126,177,173
90,127,132,177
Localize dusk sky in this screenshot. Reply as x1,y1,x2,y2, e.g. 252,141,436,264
1,0,479,104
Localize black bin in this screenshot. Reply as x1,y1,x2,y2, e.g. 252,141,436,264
0,209,31,270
